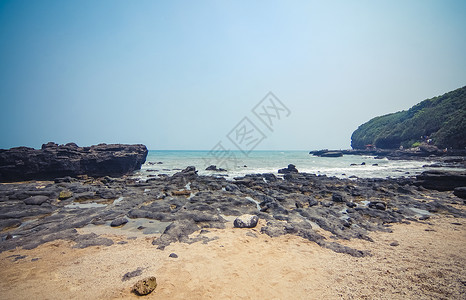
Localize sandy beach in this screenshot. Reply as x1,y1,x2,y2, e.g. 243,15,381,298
1,213,464,300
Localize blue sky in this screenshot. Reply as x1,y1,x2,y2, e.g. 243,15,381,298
1,0,465,150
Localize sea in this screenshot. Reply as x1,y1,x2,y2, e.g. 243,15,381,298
133,150,461,181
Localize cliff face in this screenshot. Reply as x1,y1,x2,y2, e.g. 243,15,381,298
351,86,466,150
0,142,148,182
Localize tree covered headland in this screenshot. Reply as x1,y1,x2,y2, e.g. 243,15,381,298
351,86,466,150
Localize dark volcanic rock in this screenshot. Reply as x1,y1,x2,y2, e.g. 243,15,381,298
415,171,466,191
152,220,200,250
23,195,49,205
205,165,227,172
368,201,387,210
2,161,465,258
0,142,148,182
453,187,466,199
122,267,144,281
320,151,343,158
72,233,114,249
278,164,298,174
110,217,128,227
332,193,345,202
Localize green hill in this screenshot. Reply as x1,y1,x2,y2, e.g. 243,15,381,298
351,86,466,150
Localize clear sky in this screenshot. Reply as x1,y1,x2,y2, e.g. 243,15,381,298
1,0,465,150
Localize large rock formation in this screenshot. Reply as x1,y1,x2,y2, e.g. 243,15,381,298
0,142,148,182
414,170,466,191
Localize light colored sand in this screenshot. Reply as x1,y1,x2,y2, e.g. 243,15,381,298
0,215,465,299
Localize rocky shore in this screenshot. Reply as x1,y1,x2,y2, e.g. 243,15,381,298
1,164,465,258
310,147,466,165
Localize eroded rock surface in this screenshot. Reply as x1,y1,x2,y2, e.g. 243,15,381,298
0,142,148,182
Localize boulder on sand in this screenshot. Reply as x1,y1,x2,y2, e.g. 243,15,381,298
234,214,259,228
132,276,157,296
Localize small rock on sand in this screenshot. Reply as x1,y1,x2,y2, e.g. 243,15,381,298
122,267,143,282
132,276,157,296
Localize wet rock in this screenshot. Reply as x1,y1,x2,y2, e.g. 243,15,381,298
132,276,157,296
234,214,259,228
23,195,49,205
110,217,128,227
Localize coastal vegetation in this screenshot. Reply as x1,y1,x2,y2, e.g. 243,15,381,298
351,86,466,149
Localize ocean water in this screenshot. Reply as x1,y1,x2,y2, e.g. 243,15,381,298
133,150,461,180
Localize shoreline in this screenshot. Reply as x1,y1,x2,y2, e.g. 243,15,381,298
140,150,466,182
0,214,464,299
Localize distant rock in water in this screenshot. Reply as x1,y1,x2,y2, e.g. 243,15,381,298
309,150,343,157
320,151,343,158
278,164,299,174
0,142,148,182
205,165,227,172
351,86,466,150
